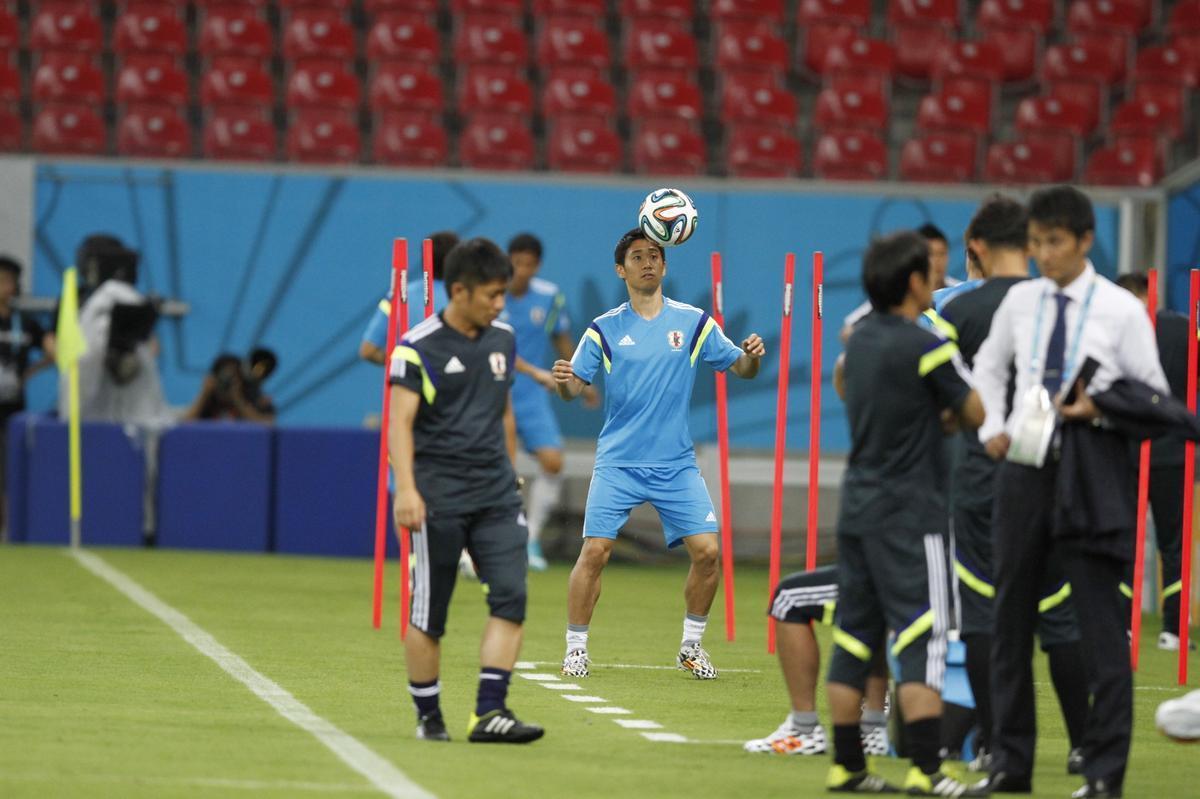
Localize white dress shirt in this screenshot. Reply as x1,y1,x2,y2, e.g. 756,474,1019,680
974,261,1169,443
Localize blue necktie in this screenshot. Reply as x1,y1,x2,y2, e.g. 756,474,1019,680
1042,293,1070,395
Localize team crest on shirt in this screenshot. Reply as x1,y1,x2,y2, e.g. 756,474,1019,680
489,352,508,380
530,307,546,324
668,330,684,350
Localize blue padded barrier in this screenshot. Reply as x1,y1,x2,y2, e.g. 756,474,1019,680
274,427,398,558
156,423,273,552
26,419,145,545
4,412,37,541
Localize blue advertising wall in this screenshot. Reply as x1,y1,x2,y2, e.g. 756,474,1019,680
28,164,1121,451
1167,178,1200,313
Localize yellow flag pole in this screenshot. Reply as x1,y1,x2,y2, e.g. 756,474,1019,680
56,268,86,549
68,355,81,549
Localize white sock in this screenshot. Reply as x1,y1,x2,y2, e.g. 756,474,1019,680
566,624,588,654
527,472,563,545
682,613,707,646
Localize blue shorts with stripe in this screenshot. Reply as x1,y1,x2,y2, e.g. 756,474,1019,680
583,463,718,549
513,385,563,453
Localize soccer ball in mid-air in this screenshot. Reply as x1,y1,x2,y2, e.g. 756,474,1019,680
638,187,698,247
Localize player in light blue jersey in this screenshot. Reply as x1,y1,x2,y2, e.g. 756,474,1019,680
552,228,765,680
501,233,599,572
360,230,458,365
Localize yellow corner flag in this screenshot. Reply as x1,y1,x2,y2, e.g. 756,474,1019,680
56,268,86,548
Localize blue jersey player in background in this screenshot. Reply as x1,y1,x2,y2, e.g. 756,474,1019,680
501,234,600,571
553,228,765,681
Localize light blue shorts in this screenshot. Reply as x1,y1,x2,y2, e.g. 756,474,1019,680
513,388,564,453
583,463,719,549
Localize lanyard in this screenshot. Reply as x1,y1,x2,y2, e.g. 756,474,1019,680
1028,276,1097,389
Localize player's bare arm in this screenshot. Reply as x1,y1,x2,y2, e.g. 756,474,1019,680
359,340,387,365
388,385,426,530
515,354,556,391
556,331,600,406
504,393,518,466
729,333,766,379
553,358,587,401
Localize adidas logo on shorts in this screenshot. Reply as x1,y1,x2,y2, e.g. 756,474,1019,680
705,511,716,522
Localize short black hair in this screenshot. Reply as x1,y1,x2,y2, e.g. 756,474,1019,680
966,194,1028,251
248,347,278,379
1029,185,1095,238
614,227,665,265
507,232,543,260
444,237,513,292
1115,272,1150,296
863,231,930,312
917,223,948,244
428,230,459,281
0,255,21,279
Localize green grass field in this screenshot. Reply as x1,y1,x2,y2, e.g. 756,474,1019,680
2,545,1197,798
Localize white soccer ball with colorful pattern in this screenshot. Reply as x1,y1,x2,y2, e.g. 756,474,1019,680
638,188,699,247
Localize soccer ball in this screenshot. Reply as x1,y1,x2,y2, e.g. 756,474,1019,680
638,187,699,247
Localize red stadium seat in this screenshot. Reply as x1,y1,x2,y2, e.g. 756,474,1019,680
625,22,699,71
932,40,1006,85
117,105,191,158
286,110,362,163
32,56,105,105
373,112,448,166
632,119,707,175
1066,0,1147,36
1111,96,1185,141
279,0,354,8
454,17,529,67
364,0,439,12
1135,45,1200,90
888,0,959,26
459,115,535,170
201,59,275,107
977,25,1040,82
114,5,188,58
30,4,103,54
976,0,1054,33
622,0,695,21
711,0,786,25
715,22,790,74
283,10,357,62
983,135,1076,183
116,57,190,107
1015,92,1096,138
548,116,623,173
916,88,991,135
812,128,888,180
532,0,608,16
813,83,889,130
720,73,797,127
451,0,525,14
821,35,897,80
0,107,21,151
286,61,361,111
725,124,802,177
893,23,957,81
0,7,17,51
0,62,19,104
199,7,273,61
628,73,704,121
368,62,444,114
799,23,858,75
797,0,872,26
1167,0,1200,36
1083,136,1160,186
898,132,977,182
1042,78,1104,124
537,18,611,70
366,14,440,64
203,107,277,160
32,104,107,155
1042,41,1124,86
542,72,617,118
460,66,534,117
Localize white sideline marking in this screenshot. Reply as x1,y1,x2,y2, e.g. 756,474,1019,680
513,661,537,670
615,720,662,730
69,550,434,799
560,694,607,703
517,673,560,681
642,732,688,743
541,683,582,690
519,660,761,674
586,707,632,715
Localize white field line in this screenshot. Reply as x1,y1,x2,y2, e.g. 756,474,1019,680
69,550,434,799
560,695,608,703
641,732,687,743
614,720,662,730
540,683,582,690
515,660,762,674
586,707,632,714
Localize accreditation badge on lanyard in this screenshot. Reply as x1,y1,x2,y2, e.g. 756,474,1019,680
1006,277,1098,468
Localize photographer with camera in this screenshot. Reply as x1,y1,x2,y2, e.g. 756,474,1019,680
183,349,277,424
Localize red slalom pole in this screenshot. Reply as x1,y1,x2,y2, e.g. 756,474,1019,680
806,252,823,572
1131,269,1158,670
374,239,406,629
1181,268,1198,684
711,253,736,641
423,238,435,319
768,253,796,654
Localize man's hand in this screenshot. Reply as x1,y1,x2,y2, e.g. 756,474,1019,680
582,384,601,408
394,485,426,531
552,359,576,385
940,408,960,435
742,333,766,359
1058,379,1101,422
532,367,557,392
985,433,1011,461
